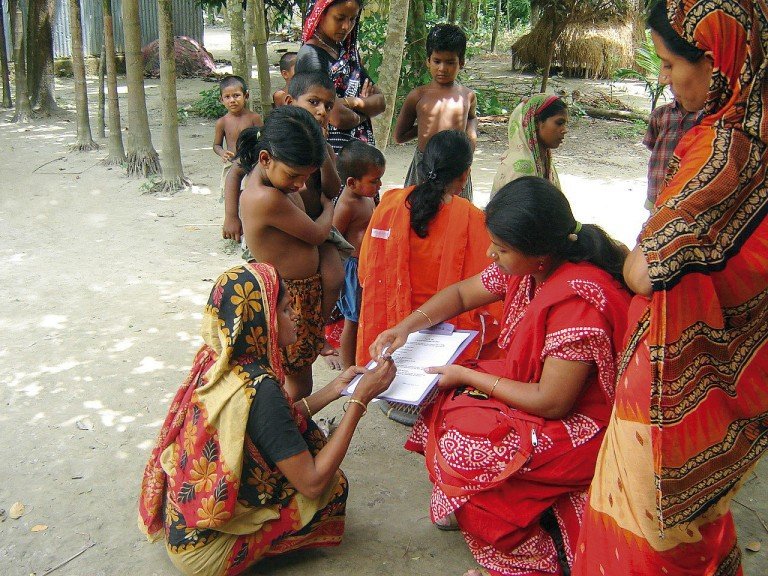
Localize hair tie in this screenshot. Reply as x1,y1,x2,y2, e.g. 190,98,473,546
426,170,438,182
567,221,582,242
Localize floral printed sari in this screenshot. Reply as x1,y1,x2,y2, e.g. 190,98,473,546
138,263,347,575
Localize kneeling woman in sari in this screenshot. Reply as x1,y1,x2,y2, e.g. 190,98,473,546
371,177,630,576
138,262,395,575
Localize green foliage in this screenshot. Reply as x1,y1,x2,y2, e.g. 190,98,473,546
611,119,648,139
613,30,665,110
190,86,226,119
474,86,507,116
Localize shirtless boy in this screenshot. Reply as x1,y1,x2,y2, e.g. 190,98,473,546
332,140,386,368
272,52,297,108
393,23,477,200
238,106,331,401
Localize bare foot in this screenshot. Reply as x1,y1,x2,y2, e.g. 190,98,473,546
463,569,490,576
320,341,342,370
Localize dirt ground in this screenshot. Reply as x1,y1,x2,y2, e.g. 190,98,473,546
1,27,767,576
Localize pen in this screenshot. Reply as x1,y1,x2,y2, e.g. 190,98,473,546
380,345,391,359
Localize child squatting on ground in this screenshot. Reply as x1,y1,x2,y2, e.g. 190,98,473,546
212,75,263,203
273,52,298,108
394,23,477,201
332,140,386,369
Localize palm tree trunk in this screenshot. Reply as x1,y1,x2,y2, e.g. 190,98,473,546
101,0,125,165
122,0,160,176
371,0,409,149
227,0,246,79
152,0,189,192
10,0,32,122
447,0,458,22
26,0,57,113
97,45,106,138
252,0,271,116
244,0,254,91
490,0,501,52
67,0,98,150
407,0,427,67
0,0,13,108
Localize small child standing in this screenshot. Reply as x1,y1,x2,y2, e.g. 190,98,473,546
213,76,263,195
332,140,386,369
272,52,297,108
393,23,477,201
643,95,701,212
236,106,332,402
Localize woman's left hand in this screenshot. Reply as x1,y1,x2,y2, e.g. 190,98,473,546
426,364,469,390
331,365,367,396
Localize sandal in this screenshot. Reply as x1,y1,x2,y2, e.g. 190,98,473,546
434,512,460,531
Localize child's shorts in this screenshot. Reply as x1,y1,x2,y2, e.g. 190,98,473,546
281,273,324,375
337,257,361,323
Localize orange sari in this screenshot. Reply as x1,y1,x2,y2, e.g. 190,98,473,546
573,2,768,574
355,187,501,364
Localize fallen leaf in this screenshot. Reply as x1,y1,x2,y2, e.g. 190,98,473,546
76,419,94,431
0,508,6,522
746,540,761,552
9,502,25,519
30,524,48,532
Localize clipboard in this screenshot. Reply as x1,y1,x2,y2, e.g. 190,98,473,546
343,323,478,406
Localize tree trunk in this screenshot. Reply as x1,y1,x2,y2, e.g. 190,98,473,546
10,0,32,122
490,0,501,51
227,0,246,79
371,0,409,149
102,0,125,165
221,3,229,26
97,44,106,138
458,0,470,26
0,0,13,108
152,0,190,192
122,0,160,176
407,0,427,68
252,0,272,116
26,0,57,113
447,0,458,22
67,0,98,150
244,0,255,93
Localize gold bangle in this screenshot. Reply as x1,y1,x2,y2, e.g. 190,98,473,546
301,397,312,419
414,308,434,326
343,398,367,416
344,96,353,108
490,377,501,398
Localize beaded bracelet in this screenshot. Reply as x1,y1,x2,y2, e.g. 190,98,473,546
343,398,367,416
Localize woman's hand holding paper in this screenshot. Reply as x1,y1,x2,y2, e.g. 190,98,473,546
353,358,397,404
425,364,470,390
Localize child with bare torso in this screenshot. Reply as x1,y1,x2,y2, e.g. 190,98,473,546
393,23,476,201
236,106,332,402
272,52,297,108
213,75,263,164
332,140,386,369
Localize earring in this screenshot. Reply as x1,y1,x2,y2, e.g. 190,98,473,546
537,260,545,271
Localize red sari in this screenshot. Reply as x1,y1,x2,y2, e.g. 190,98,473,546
573,3,768,574
406,262,630,575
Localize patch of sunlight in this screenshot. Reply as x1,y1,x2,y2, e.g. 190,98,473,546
86,213,108,227
176,331,193,342
90,189,103,196
9,253,27,263
40,315,67,329
132,356,165,374
22,382,42,396
137,439,154,451
115,451,129,460
124,387,135,394
99,409,120,427
51,387,66,394
29,412,46,423
120,415,136,423
109,338,135,353
190,185,212,195
89,283,110,293
84,399,104,410
41,359,80,374
147,327,159,334
5,372,27,388
192,312,203,320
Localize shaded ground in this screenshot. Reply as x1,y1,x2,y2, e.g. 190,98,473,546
1,26,766,576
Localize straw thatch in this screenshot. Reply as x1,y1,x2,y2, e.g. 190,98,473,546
512,20,635,79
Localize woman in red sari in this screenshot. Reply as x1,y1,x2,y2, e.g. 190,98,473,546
371,177,631,576
138,263,395,575
572,2,768,574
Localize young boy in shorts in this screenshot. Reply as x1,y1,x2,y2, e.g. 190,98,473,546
272,52,297,108
393,23,476,201
332,140,386,368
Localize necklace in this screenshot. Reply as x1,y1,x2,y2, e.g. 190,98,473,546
314,33,340,55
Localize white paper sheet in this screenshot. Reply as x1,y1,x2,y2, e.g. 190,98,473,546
345,329,476,405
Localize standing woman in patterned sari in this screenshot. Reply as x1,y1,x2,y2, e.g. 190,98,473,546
138,263,395,575
573,1,768,574
295,0,386,152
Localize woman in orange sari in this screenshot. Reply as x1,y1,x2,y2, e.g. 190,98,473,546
356,130,501,424
572,1,768,574
138,263,395,575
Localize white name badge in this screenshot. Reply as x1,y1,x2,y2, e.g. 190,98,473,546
371,228,391,239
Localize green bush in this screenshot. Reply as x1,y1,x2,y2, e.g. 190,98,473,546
190,86,226,119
